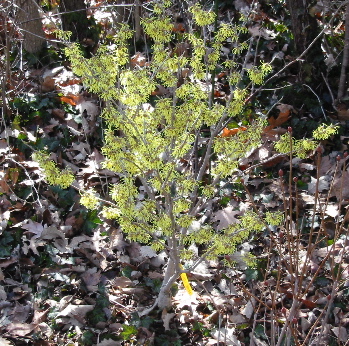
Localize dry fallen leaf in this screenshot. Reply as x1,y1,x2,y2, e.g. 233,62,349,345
212,207,241,230
77,100,99,117
263,104,292,134
332,326,348,342
211,327,241,346
240,298,255,319
60,94,80,106
5,322,34,337
308,176,330,194
221,126,247,138
0,285,7,300
0,257,17,268
330,171,349,200
81,268,101,291
162,310,175,331
57,304,94,327
9,302,32,323
58,304,94,317
0,337,13,346
21,220,44,238
173,288,199,309
248,25,277,39
130,52,148,68
111,276,133,288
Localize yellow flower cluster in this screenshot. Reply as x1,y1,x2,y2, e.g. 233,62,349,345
142,17,173,43
247,63,273,85
53,29,72,42
189,4,216,26
119,70,156,106
80,189,100,210
173,199,191,215
186,34,206,79
177,214,195,228
176,83,207,100
101,207,120,219
294,139,318,159
213,119,266,178
313,124,339,140
33,152,74,189
227,88,248,117
65,24,133,101
215,24,243,43
156,214,172,236
264,211,284,226
184,225,214,246
275,133,318,159
204,211,264,260
232,42,249,55
65,44,121,100
240,211,265,232
227,71,241,85
113,23,134,43
153,0,172,15
180,249,196,261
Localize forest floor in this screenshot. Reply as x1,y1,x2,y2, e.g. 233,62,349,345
1,1,349,345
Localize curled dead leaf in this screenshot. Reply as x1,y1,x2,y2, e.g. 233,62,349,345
221,126,247,138
264,104,293,134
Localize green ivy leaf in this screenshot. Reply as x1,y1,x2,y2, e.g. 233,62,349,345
254,324,268,340
120,324,138,340
80,330,95,345
144,277,162,293
0,231,13,257
121,266,133,279
244,268,259,281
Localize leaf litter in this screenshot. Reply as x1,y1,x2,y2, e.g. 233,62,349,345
1,1,349,345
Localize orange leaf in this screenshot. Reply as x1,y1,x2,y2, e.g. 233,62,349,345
214,90,225,97
263,104,293,134
58,78,81,87
59,95,79,106
130,52,147,68
238,164,250,171
222,126,247,138
172,22,186,33
301,299,317,309
270,110,290,127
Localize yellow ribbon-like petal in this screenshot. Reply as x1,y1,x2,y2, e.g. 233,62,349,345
180,272,193,295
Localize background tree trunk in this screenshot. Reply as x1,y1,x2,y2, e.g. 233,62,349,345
16,0,45,53
337,3,349,101
111,0,125,28
285,0,318,55
285,0,324,84
59,0,91,43
134,0,141,42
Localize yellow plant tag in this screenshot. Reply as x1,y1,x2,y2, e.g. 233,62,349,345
180,272,193,295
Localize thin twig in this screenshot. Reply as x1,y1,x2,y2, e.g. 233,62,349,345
303,84,328,121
